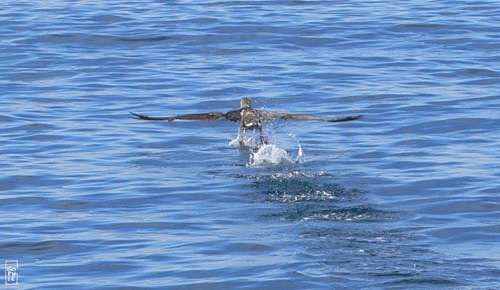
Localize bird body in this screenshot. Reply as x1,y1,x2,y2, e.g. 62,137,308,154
131,97,362,146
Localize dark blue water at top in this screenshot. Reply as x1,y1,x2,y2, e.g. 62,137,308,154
1,1,499,289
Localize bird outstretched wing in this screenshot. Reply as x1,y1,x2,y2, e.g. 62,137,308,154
256,111,362,123
131,109,241,122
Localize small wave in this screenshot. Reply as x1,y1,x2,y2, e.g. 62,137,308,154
39,33,174,46
263,204,392,222
301,205,389,222
253,173,364,204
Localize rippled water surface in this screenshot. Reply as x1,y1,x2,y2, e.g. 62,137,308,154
1,1,499,289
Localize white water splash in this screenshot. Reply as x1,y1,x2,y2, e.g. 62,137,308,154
288,131,304,164
229,124,304,167
247,134,304,167
229,132,250,147
248,144,294,166
229,129,261,148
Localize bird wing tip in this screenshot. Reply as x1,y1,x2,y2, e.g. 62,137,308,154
130,112,145,119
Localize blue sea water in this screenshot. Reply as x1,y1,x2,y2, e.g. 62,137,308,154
1,0,499,289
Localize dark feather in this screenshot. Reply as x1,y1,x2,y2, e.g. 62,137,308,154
224,110,242,122
130,112,174,121
257,111,362,123
130,111,240,121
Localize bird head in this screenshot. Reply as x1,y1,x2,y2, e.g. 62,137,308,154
240,97,251,109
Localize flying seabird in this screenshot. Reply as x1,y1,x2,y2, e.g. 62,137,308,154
131,97,362,146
